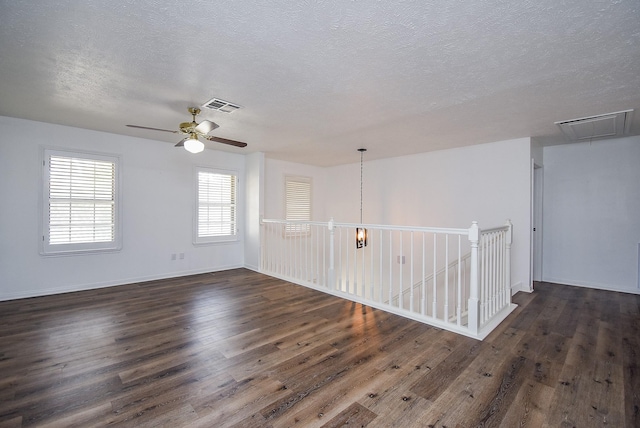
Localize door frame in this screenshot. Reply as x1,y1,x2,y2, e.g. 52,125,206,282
531,162,544,284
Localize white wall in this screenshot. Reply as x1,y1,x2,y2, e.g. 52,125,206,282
543,136,640,293
0,116,246,300
531,139,544,167
263,138,533,293
324,138,532,293
244,152,264,271
1,115,535,300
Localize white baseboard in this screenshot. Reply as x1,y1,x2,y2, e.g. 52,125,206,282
542,277,640,295
243,263,260,273
0,264,244,302
511,281,531,294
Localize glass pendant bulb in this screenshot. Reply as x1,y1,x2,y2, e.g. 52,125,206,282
356,227,367,248
184,135,205,153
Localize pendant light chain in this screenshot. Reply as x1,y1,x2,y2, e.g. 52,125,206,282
360,151,363,224
358,148,366,225
356,148,367,249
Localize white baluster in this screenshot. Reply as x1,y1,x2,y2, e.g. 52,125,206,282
432,234,437,319
444,234,449,323
421,232,426,316
399,232,403,310
328,219,335,290
410,231,414,313
362,230,366,299
505,219,512,305
379,229,383,303
457,234,462,326
468,221,480,335
370,228,374,300
388,231,393,305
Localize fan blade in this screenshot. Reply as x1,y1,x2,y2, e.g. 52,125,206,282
175,137,188,147
126,124,179,133
205,135,248,148
194,120,219,135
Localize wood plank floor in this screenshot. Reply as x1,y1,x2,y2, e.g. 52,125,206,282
0,268,638,427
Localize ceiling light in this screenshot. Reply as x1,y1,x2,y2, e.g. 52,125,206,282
184,134,205,153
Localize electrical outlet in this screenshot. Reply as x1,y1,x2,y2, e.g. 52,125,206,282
171,253,177,261
179,253,185,260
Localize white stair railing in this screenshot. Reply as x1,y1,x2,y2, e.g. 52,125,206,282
260,218,516,340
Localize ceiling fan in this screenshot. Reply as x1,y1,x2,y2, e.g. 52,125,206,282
126,107,247,153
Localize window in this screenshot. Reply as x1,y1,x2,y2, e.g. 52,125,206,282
285,175,311,235
42,149,120,255
195,168,237,243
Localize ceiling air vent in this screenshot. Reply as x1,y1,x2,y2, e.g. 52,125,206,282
202,97,242,113
555,109,633,141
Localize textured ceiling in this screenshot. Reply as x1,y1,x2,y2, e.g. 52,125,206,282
1,0,639,166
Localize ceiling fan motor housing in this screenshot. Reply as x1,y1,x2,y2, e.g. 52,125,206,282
179,121,198,134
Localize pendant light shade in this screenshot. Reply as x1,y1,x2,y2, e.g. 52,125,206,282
184,134,205,153
356,148,367,249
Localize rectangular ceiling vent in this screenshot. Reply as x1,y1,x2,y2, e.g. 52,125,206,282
202,97,242,113
555,109,633,141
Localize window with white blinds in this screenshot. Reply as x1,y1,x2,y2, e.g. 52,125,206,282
195,168,237,243
285,175,311,235
42,149,120,255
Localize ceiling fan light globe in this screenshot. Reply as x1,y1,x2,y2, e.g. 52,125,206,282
184,138,205,154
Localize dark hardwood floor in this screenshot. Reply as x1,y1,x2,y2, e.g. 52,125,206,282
0,268,638,427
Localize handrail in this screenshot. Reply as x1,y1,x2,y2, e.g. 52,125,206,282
480,225,510,234
262,218,469,235
261,219,330,227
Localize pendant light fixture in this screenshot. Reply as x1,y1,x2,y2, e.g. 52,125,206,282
356,148,368,249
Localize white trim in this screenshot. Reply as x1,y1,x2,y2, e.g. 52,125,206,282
542,277,640,295
0,264,244,302
511,281,530,294
244,263,260,272
40,147,122,256
284,175,312,236
193,166,239,244
532,164,543,283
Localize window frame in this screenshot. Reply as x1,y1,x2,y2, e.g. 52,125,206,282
40,147,122,256
284,175,312,237
193,166,239,245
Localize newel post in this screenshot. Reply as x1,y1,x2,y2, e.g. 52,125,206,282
468,221,480,335
328,218,336,290
505,219,513,303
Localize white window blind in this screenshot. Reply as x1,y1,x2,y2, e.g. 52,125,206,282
42,149,120,255
196,169,237,243
285,176,311,235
